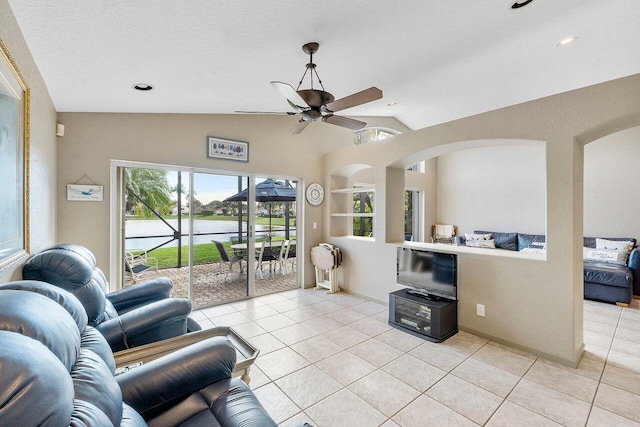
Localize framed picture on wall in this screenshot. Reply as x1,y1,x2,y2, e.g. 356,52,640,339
0,38,30,272
67,184,104,201
207,136,249,162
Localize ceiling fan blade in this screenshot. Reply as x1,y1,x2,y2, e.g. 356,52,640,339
322,114,367,130
270,81,309,110
324,87,383,113
288,119,311,135
235,111,297,115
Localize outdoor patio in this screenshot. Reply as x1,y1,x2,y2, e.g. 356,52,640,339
125,262,298,309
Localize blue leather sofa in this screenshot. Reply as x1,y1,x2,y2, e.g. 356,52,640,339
473,231,639,305
583,237,639,305
22,244,200,351
0,280,277,426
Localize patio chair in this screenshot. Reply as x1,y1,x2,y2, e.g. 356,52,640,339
124,249,159,283
212,240,244,281
275,239,291,275
229,234,246,257
287,241,297,272
255,241,281,279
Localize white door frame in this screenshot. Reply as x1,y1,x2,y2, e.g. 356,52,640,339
109,160,303,299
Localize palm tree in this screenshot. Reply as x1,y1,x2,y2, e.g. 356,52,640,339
125,168,172,218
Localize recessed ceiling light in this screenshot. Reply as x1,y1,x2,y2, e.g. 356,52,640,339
556,37,578,46
132,84,154,91
388,102,397,107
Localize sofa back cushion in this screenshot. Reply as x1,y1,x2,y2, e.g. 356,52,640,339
474,231,518,251
517,233,546,251
23,248,109,326
0,283,125,426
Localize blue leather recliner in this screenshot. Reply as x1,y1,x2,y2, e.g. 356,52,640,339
0,280,277,426
22,244,199,351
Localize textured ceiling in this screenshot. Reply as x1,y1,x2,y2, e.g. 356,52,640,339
8,0,640,130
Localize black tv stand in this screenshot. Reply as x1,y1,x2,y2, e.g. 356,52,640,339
389,289,457,342
406,289,444,301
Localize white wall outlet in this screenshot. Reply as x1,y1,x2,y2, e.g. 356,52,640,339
477,304,485,317
313,221,318,229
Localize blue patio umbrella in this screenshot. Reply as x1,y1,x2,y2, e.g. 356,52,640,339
224,179,296,240
224,179,296,203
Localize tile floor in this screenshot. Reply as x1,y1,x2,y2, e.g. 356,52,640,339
191,290,640,426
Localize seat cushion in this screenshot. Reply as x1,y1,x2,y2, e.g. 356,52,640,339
584,260,633,288
147,378,276,427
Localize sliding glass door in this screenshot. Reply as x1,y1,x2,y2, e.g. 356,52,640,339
115,162,300,308
190,172,249,306
253,177,299,296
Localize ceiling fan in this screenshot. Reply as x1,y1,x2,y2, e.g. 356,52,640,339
239,42,383,135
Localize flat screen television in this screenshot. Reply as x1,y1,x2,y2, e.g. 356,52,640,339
396,247,457,301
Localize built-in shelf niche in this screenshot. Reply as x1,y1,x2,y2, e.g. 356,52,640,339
330,166,375,238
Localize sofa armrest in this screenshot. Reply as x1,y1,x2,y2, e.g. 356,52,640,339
628,248,640,296
106,278,173,313
117,337,236,419
96,298,192,351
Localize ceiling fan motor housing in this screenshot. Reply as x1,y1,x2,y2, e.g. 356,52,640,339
297,89,335,108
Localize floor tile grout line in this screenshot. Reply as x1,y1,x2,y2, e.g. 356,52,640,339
483,354,544,425
201,291,640,426
426,340,512,426
256,296,412,425
583,303,640,426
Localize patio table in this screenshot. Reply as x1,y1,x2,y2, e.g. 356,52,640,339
230,240,295,252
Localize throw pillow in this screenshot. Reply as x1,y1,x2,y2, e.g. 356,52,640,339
466,238,496,249
595,238,634,251
583,247,628,265
475,230,518,251
465,233,491,242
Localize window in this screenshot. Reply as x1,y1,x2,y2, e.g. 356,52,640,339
352,189,374,237
353,127,400,145
404,190,421,241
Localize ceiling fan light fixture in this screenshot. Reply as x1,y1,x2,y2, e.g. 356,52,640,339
132,83,154,91
251,43,383,135
556,36,578,46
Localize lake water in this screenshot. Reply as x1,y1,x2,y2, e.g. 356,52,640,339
125,219,291,251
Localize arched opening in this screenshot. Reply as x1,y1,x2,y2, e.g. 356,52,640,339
395,139,546,251
582,125,640,360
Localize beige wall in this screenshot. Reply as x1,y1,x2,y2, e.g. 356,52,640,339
56,112,407,286
436,145,546,235
324,73,640,366
584,126,640,241
430,127,640,241
0,0,57,282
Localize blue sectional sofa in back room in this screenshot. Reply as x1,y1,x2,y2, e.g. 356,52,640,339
470,230,640,306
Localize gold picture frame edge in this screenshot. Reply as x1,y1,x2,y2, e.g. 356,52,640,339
0,37,30,271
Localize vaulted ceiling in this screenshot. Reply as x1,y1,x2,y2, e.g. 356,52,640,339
8,1,640,130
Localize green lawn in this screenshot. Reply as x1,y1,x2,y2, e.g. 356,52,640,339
146,236,295,269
